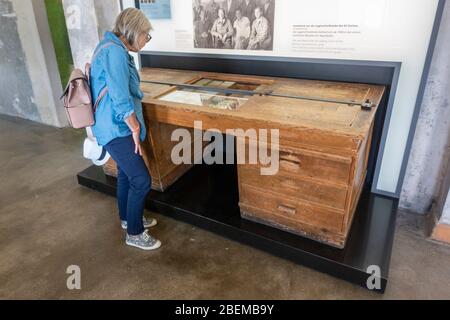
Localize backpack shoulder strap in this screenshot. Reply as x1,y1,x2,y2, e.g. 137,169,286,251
93,87,108,113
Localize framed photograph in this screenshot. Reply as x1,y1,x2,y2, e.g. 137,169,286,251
192,0,275,51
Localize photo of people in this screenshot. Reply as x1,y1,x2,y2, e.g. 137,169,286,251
193,0,275,51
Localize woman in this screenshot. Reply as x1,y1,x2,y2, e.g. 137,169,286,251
90,8,161,251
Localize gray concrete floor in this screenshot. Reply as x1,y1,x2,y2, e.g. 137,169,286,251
1,114,450,300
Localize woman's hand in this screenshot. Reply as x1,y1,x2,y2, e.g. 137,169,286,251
132,128,143,156
125,113,143,156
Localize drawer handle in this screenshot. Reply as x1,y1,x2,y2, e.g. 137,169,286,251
280,153,301,163
280,159,301,172
277,204,297,216
280,152,301,166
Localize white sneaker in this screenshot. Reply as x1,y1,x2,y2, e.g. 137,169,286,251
121,216,157,230
126,230,161,251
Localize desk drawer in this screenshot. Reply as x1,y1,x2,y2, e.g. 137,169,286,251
274,146,352,186
239,184,344,234
239,164,349,210
246,143,353,186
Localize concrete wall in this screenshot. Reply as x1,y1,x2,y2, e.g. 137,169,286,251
62,0,120,68
0,0,40,122
62,0,101,69
0,0,68,127
400,0,450,215
94,0,119,38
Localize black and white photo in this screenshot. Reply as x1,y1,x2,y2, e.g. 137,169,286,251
192,0,276,50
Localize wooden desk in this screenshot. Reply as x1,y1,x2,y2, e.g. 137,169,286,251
103,67,385,248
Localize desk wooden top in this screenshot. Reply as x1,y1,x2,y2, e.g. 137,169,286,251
139,68,385,145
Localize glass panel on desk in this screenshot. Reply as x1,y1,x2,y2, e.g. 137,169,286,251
158,90,248,110
193,78,260,92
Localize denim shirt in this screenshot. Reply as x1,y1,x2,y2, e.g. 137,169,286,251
90,31,147,146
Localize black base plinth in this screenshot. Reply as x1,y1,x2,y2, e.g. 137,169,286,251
77,164,398,293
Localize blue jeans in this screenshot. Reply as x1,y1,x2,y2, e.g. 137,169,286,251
104,135,152,236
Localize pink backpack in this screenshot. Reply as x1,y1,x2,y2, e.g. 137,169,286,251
61,42,117,129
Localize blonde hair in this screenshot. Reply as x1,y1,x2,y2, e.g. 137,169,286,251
113,8,152,49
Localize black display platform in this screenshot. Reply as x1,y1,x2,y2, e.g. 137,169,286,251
78,164,398,293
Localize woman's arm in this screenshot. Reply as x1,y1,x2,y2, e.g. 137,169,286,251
104,46,135,122
104,46,143,155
